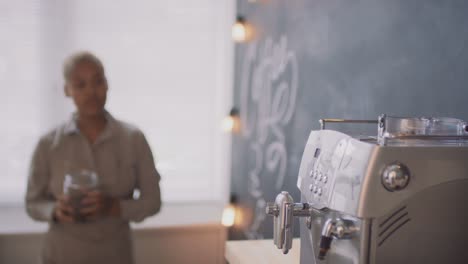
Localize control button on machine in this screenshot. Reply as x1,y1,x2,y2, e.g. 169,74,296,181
313,186,318,193
309,184,314,191
318,188,322,196
323,176,328,183
309,170,314,178
382,163,410,191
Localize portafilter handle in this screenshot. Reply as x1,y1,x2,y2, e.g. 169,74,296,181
266,192,314,254
266,191,293,254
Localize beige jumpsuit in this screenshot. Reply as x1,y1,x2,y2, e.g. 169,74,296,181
25,112,162,264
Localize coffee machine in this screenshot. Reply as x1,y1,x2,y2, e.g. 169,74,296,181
266,115,468,263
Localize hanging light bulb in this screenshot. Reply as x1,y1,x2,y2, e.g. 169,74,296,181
222,194,240,227
222,107,241,133
232,16,253,43
221,116,235,132
222,204,236,227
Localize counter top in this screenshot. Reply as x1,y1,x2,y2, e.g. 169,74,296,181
225,238,300,264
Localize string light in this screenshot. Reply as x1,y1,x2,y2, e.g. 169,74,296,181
222,194,241,227
232,16,253,43
222,205,236,227
222,107,241,133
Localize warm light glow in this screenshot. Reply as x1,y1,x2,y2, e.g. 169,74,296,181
222,205,236,227
232,17,253,43
222,116,235,132
221,115,241,133
232,21,247,42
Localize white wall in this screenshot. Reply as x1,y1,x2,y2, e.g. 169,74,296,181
0,0,44,204
0,0,234,204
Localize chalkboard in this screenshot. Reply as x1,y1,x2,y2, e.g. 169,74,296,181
231,0,468,240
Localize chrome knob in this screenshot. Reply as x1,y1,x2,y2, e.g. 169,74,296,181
382,163,410,191
335,225,345,238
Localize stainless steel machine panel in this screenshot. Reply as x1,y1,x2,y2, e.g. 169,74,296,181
266,115,468,264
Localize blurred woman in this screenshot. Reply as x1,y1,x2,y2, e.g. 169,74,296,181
26,51,162,264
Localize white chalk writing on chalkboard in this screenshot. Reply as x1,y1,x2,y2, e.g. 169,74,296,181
240,35,298,239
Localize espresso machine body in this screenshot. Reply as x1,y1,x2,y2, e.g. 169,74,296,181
267,116,468,264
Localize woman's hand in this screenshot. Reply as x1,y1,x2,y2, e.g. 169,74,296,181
80,191,121,220
53,195,75,223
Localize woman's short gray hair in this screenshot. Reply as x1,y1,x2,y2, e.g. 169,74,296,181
63,51,105,81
